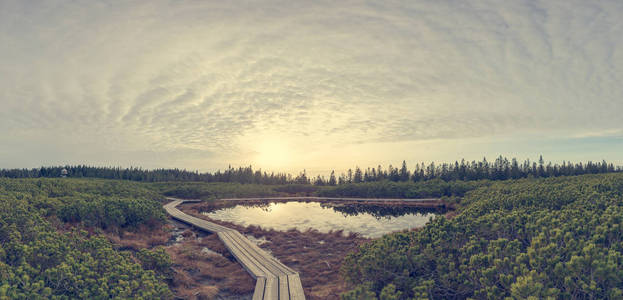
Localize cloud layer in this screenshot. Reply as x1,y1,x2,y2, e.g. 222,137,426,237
1,0,622,172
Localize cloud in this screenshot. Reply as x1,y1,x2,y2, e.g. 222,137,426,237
0,0,622,171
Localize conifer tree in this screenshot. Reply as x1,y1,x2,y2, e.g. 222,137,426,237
328,170,337,186
399,160,409,181
354,167,363,183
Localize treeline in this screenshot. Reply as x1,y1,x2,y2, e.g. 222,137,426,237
0,156,620,185
0,165,297,184
317,156,621,185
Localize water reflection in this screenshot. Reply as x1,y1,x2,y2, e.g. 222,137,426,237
326,203,445,219
202,201,441,238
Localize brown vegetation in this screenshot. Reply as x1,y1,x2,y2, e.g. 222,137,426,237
180,204,371,300
98,222,254,300
105,224,172,250
165,232,255,297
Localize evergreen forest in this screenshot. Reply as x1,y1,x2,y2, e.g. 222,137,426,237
1,156,620,185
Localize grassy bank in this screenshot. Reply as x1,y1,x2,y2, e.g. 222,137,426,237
151,179,490,201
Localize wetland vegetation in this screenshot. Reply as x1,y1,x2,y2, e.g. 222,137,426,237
2,166,623,299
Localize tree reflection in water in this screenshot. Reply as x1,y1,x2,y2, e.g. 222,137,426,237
198,200,446,238
324,203,446,220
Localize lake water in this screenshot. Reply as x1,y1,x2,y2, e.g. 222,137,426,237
202,201,439,238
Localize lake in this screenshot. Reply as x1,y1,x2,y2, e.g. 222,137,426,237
202,201,440,238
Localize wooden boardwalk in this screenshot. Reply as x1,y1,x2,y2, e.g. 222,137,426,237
163,198,305,300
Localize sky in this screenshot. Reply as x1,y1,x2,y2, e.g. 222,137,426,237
1,0,622,175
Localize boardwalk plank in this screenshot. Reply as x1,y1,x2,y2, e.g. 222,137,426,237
164,199,305,300
228,231,291,278
232,231,296,275
287,274,305,300
220,231,268,279
253,277,266,300
263,276,278,300
220,233,266,278
279,274,290,300
224,231,284,278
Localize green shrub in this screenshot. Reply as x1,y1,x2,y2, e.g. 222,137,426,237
319,179,490,199
151,182,279,200
0,178,173,298
137,247,173,279
342,173,623,299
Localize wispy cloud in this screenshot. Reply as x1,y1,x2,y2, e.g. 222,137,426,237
1,0,622,171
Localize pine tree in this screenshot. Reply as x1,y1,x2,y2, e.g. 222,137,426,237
538,155,545,177
328,170,337,186
314,175,325,186
399,160,409,181
354,167,363,183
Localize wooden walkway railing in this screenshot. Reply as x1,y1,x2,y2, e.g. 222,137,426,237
163,198,305,300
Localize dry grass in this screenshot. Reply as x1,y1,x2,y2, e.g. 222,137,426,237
181,206,371,300
105,224,172,250
99,221,254,299
175,283,219,300
54,212,256,299
166,229,255,297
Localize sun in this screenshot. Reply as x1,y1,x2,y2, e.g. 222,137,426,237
255,138,292,169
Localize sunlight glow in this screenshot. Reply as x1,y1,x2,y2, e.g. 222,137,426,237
254,137,293,170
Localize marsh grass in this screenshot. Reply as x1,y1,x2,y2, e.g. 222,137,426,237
182,206,371,300
99,221,254,299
